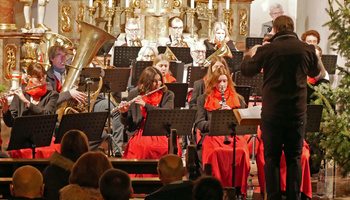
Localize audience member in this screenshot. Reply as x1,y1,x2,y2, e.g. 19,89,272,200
59,152,113,200
260,3,284,36
42,130,89,200
145,154,193,200
99,169,133,200
10,165,45,200
193,176,223,200
301,30,321,46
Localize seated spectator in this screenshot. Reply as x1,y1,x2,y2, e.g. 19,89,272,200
10,165,45,200
99,169,133,200
145,154,193,200
60,152,113,200
301,30,320,46
42,130,89,200
193,176,223,200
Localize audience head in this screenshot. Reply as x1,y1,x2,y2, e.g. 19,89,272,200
137,46,158,61
99,169,133,200
205,67,234,95
11,165,44,198
207,56,230,80
269,3,284,21
138,67,167,94
210,22,230,44
125,18,140,40
60,129,89,162
69,152,113,189
153,54,170,77
193,176,223,200
169,16,184,39
273,15,294,33
48,45,67,69
190,42,207,66
157,154,185,185
301,30,320,45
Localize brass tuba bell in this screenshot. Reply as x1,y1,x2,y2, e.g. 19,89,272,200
164,46,179,61
56,21,116,120
202,43,233,68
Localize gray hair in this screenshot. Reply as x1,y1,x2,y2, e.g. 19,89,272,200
270,3,283,12
190,42,206,52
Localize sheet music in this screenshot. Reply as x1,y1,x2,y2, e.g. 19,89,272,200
238,106,262,119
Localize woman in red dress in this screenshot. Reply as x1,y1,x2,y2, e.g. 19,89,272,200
153,54,176,83
195,67,250,196
120,67,177,165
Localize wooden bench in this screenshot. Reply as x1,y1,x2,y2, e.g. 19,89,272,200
0,177,163,198
0,158,158,177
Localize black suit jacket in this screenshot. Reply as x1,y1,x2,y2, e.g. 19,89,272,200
145,181,193,200
46,67,72,104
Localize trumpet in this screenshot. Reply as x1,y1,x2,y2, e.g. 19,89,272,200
0,82,49,99
221,87,231,145
111,85,165,114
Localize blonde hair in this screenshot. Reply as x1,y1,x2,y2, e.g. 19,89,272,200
210,22,230,44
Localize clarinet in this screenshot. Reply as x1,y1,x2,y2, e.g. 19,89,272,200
221,87,231,145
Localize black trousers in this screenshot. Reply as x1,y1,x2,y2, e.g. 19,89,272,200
261,113,306,200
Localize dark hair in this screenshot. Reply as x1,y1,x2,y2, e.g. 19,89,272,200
193,176,223,200
60,130,89,162
99,169,132,200
168,16,182,27
27,63,46,78
138,67,167,94
48,45,67,64
273,15,294,32
301,30,321,44
69,152,113,188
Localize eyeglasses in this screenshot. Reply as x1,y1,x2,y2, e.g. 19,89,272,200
270,12,283,16
126,28,140,33
193,50,206,54
172,26,183,30
56,54,67,59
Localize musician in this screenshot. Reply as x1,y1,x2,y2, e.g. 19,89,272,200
190,42,207,67
1,63,58,127
204,22,237,51
153,54,176,83
119,67,177,162
189,56,231,109
116,18,146,47
195,67,250,195
157,17,191,47
136,46,158,61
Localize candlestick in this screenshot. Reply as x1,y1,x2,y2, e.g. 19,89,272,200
87,6,96,24
124,7,133,21
223,8,231,30
187,8,196,38
208,0,212,9
191,0,194,9
89,0,93,7
207,8,214,36
226,0,230,9
107,7,115,33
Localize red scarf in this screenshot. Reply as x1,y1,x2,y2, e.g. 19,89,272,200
164,73,176,83
140,90,163,117
54,75,62,93
308,77,317,84
25,81,47,99
204,88,241,111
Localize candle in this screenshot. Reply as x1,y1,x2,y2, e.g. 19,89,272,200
191,0,194,9
208,0,212,9
89,0,93,7
108,0,113,7
226,0,229,9
126,0,129,7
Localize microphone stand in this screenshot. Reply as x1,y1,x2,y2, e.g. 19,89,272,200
104,81,114,157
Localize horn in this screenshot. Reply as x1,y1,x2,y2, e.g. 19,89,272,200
202,43,232,68
57,21,116,120
40,32,73,71
164,46,179,61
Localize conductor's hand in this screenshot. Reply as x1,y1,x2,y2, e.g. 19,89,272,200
133,95,145,107
0,98,9,113
119,101,130,113
69,88,86,103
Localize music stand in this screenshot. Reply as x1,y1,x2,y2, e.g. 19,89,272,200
96,40,115,66
7,114,57,158
234,85,251,105
78,68,102,112
131,61,153,86
209,110,257,188
113,46,141,67
187,67,207,88
306,104,323,132
158,46,193,64
100,68,130,156
206,50,244,73
165,83,188,108
246,37,264,50
55,112,108,144
169,61,184,82
235,71,264,105
322,54,337,75
143,109,196,154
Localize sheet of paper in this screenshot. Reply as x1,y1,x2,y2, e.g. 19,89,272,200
238,106,262,119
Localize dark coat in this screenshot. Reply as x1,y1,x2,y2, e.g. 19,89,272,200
189,79,205,110
204,39,237,51
46,67,72,104
145,181,193,200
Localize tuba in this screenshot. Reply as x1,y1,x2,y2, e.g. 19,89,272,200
201,43,233,68
57,21,116,120
164,46,179,61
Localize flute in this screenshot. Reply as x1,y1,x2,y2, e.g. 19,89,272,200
111,85,165,114
0,82,49,99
